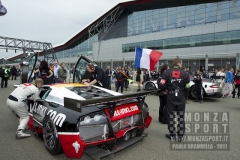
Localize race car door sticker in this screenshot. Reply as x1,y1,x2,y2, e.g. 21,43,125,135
29,103,66,127
47,109,66,127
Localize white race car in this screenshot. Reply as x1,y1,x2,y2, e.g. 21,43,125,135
143,75,222,98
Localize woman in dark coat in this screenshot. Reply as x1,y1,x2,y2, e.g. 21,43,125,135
157,64,169,124
34,60,53,85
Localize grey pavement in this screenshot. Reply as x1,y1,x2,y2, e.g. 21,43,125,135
0,79,239,160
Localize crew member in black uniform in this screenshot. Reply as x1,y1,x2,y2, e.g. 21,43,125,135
193,69,203,103
159,57,189,142
82,63,109,89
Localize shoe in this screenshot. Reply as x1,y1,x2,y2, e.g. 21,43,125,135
222,95,225,98
178,135,184,142
137,89,140,92
185,100,189,104
165,134,176,141
200,100,203,104
16,130,31,138
24,126,29,131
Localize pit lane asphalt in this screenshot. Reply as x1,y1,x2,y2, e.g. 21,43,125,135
0,80,239,160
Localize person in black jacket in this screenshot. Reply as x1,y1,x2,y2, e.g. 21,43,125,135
82,63,109,89
0,66,3,79
11,65,18,80
113,67,124,93
157,64,169,124
193,69,203,103
105,65,112,90
122,66,129,91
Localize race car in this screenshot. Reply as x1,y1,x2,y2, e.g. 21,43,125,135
26,83,153,159
16,55,154,159
143,75,222,98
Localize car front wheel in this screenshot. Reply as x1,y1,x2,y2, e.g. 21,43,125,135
43,116,63,155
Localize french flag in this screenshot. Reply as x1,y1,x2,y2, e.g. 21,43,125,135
134,47,162,71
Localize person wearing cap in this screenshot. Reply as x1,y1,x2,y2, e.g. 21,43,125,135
7,78,43,138
82,63,109,89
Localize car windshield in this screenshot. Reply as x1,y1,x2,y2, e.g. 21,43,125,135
66,86,113,99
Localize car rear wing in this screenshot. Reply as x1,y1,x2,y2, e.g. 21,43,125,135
64,90,160,116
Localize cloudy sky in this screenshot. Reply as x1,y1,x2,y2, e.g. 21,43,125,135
0,0,130,58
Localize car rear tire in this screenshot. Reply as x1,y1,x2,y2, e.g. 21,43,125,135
145,82,156,90
43,116,63,155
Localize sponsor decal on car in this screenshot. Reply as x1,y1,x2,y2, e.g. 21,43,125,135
29,103,66,127
72,141,81,153
114,105,139,117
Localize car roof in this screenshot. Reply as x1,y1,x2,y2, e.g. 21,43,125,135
44,84,86,105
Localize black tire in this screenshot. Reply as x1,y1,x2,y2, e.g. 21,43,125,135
145,82,156,90
43,116,63,155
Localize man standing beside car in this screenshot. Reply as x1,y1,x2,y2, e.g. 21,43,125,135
105,65,112,90
7,78,43,138
82,63,109,89
159,57,189,142
58,62,67,83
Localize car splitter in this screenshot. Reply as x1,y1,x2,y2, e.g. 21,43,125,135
84,133,148,160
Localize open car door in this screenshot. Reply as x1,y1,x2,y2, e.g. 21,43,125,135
19,53,38,84
73,55,97,83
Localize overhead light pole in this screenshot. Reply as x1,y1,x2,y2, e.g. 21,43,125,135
0,0,7,16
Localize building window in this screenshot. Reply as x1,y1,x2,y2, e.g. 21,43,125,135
122,30,240,53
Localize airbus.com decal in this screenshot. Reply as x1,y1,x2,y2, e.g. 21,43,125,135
29,103,66,127
114,105,139,117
